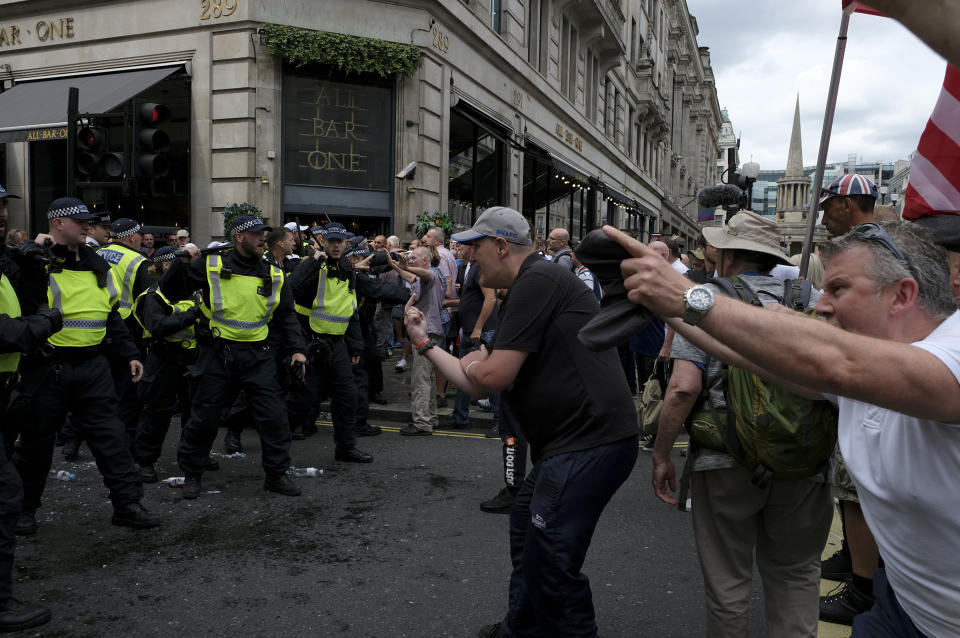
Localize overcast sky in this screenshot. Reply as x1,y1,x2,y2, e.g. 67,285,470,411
684,1,948,170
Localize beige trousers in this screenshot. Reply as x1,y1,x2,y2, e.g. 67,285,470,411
690,466,833,638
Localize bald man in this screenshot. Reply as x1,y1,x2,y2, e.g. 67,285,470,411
648,241,670,261
547,228,573,271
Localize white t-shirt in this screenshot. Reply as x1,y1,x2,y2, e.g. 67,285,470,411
770,263,800,282
834,311,960,638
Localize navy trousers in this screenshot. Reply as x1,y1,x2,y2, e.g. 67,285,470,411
852,568,928,638
501,436,638,638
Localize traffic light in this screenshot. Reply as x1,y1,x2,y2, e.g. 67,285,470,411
134,101,171,179
75,125,105,176
75,124,126,180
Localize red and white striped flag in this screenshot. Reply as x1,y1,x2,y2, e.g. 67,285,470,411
841,1,885,16
902,65,960,220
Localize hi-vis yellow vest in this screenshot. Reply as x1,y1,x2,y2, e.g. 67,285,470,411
133,287,197,349
294,262,356,335
0,272,21,372
200,254,283,342
97,243,146,319
47,268,119,348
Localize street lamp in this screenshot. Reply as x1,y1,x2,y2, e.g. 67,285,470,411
741,161,760,211
879,185,889,205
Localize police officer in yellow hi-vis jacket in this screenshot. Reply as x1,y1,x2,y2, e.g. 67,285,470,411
287,222,373,464
10,197,158,535
159,215,307,499
60,217,152,459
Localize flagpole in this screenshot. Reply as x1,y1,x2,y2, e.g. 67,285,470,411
800,9,852,277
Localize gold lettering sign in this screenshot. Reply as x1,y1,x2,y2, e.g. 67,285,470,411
431,26,450,54
26,127,68,141
200,0,238,21
0,17,74,47
555,122,583,153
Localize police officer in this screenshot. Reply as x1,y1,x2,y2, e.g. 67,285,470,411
346,246,411,436
159,215,307,499
131,247,205,483
11,197,159,534
0,185,57,631
287,222,373,462
61,217,152,458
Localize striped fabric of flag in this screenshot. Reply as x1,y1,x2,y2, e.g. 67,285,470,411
902,65,960,220
841,1,885,16
698,209,715,223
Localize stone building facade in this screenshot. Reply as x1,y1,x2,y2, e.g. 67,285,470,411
0,0,721,245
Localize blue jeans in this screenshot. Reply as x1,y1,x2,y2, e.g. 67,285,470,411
451,329,499,424
852,568,928,638
500,436,638,638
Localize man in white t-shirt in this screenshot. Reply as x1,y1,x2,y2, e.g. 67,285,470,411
664,237,689,275
607,220,960,638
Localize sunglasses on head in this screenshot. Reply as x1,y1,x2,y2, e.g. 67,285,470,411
848,222,909,264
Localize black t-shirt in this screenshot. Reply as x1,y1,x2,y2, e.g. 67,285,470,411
494,252,638,463
459,262,498,335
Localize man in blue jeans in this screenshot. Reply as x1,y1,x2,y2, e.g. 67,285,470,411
404,207,638,638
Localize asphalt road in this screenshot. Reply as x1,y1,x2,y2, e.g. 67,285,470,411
12,416,846,637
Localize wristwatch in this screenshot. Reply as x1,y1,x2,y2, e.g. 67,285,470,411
682,285,715,325
416,338,437,356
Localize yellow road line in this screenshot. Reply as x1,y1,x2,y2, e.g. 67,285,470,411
314,420,491,439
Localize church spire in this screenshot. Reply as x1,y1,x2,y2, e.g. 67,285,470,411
785,95,804,178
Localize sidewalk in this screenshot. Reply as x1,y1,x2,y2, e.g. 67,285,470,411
366,348,497,430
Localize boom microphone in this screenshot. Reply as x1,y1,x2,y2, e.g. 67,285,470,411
697,184,744,208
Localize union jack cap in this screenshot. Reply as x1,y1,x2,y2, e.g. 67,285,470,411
819,173,879,207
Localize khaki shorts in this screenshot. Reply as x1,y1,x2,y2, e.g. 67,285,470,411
831,445,859,503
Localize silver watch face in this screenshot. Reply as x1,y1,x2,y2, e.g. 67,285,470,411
687,286,713,311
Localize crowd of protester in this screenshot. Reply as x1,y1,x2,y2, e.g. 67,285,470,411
2,167,959,636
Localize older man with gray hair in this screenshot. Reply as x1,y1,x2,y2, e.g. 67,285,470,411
606,220,960,638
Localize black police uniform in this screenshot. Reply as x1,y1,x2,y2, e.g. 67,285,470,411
0,240,59,630
131,286,202,478
61,234,152,451
286,250,366,460
350,262,410,432
11,239,156,531
159,244,305,492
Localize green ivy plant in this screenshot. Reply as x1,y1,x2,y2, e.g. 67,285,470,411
415,212,455,240
222,202,263,237
261,24,421,77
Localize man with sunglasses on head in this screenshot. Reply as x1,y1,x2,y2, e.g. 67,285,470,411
606,219,960,638
815,174,882,625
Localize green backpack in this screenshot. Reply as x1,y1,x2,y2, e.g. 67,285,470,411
684,276,838,492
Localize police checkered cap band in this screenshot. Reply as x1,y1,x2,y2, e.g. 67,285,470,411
47,203,91,219
112,222,141,238
231,216,267,234
346,248,370,258
320,223,348,238
152,247,179,263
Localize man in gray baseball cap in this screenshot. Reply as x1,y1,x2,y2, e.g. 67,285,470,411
451,206,533,246
412,206,637,637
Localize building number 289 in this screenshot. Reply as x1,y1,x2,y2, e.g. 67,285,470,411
201,0,237,20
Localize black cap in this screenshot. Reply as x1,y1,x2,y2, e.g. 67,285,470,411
47,197,96,221
152,246,179,263
230,215,271,235
0,184,20,200
110,218,142,238
318,222,349,240
912,215,960,252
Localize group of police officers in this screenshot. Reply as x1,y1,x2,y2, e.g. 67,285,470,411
0,188,410,631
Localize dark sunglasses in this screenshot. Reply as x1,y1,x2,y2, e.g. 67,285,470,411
848,222,909,264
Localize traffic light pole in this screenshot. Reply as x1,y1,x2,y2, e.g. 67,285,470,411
67,87,78,197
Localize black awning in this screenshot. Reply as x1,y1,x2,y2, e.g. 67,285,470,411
602,183,637,211
0,66,179,143
550,154,590,188
634,199,654,216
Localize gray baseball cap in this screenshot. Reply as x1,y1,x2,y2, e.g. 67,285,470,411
451,206,532,245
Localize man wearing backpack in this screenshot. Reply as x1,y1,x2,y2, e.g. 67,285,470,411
650,211,833,637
